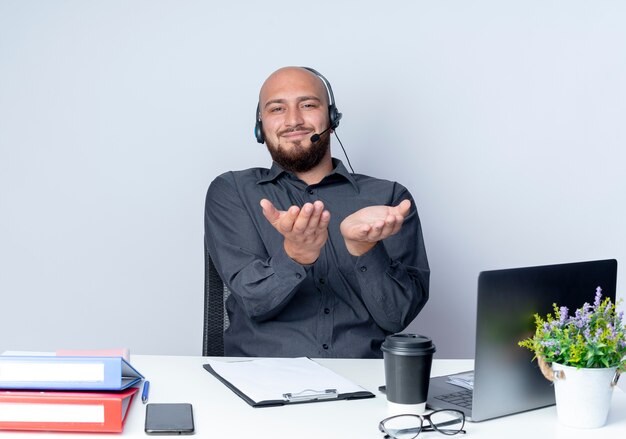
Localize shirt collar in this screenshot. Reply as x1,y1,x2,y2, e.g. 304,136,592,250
257,158,359,191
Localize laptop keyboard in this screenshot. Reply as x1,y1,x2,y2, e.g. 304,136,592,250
434,389,473,409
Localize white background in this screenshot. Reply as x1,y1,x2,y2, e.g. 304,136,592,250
1,0,624,357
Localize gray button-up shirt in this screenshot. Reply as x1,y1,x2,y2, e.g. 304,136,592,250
204,159,429,358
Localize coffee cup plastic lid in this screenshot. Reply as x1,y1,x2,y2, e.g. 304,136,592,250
381,333,436,356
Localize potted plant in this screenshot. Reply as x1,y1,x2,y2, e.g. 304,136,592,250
519,287,626,428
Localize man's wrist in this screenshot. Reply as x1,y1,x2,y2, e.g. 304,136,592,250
344,239,376,257
284,242,320,265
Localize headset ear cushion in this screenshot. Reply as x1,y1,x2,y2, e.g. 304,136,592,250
255,120,265,144
329,106,342,129
254,102,265,143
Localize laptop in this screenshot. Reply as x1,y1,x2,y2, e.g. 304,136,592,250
426,259,618,422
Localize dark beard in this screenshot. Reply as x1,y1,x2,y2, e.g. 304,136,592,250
265,131,331,173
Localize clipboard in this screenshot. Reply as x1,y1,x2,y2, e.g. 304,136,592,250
203,357,375,408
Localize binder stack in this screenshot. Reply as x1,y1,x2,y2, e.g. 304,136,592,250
0,352,143,433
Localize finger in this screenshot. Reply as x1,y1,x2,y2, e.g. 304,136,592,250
357,224,373,239
387,217,405,238
371,215,402,241
290,203,314,233
394,199,411,218
318,209,331,230
304,201,325,231
365,219,386,241
375,216,396,239
260,199,280,224
279,205,300,233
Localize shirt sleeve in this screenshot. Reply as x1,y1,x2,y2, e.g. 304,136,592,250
350,185,430,333
204,173,307,322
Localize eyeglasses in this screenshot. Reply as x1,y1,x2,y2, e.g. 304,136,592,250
379,410,466,439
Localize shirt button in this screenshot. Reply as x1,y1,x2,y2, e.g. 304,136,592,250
295,273,302,279
360,266,367,272
322,344,329,349
324,308,330,314
319,278,325,284
308,189,314,195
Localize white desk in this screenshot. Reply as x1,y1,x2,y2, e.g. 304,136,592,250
2,355,625,438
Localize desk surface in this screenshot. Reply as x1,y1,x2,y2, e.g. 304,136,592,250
1,355,625,438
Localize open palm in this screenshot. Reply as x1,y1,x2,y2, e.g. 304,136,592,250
340,200,411,255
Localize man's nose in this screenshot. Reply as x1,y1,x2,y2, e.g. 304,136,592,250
285,106,304,127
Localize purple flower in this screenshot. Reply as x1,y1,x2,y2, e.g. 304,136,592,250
606,323,617,340
573,303,592,329
594,287,603,308
595,327,603,340
559,306,568,324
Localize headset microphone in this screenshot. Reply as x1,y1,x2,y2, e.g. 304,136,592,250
310,126,333,143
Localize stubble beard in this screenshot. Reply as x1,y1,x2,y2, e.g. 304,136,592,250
265,131,331,174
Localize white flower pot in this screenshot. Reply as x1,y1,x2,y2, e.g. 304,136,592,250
551,362,620,428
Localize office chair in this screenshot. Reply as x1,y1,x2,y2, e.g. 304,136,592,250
202,242,230,356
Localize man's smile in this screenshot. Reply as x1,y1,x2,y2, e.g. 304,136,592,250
280,129,312,141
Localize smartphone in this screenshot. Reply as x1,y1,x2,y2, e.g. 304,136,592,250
145,403,195,435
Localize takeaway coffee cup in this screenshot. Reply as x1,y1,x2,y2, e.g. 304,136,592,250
381,333,436,415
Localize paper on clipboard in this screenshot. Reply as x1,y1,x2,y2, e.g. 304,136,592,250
203,357,374,407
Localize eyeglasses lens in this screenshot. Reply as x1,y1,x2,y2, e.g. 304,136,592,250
429,410,465,435
382,415,422,439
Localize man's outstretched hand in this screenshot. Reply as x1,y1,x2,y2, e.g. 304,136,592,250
340,199,411,256
260,198,331,265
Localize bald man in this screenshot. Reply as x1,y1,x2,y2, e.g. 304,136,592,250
204,67,429,358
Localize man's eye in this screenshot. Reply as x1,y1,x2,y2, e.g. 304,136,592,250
269,107,284,113
302,103,318,109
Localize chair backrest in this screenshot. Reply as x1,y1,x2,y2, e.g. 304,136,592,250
202,242,230,356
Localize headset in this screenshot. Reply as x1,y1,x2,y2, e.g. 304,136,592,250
254,67,343,144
